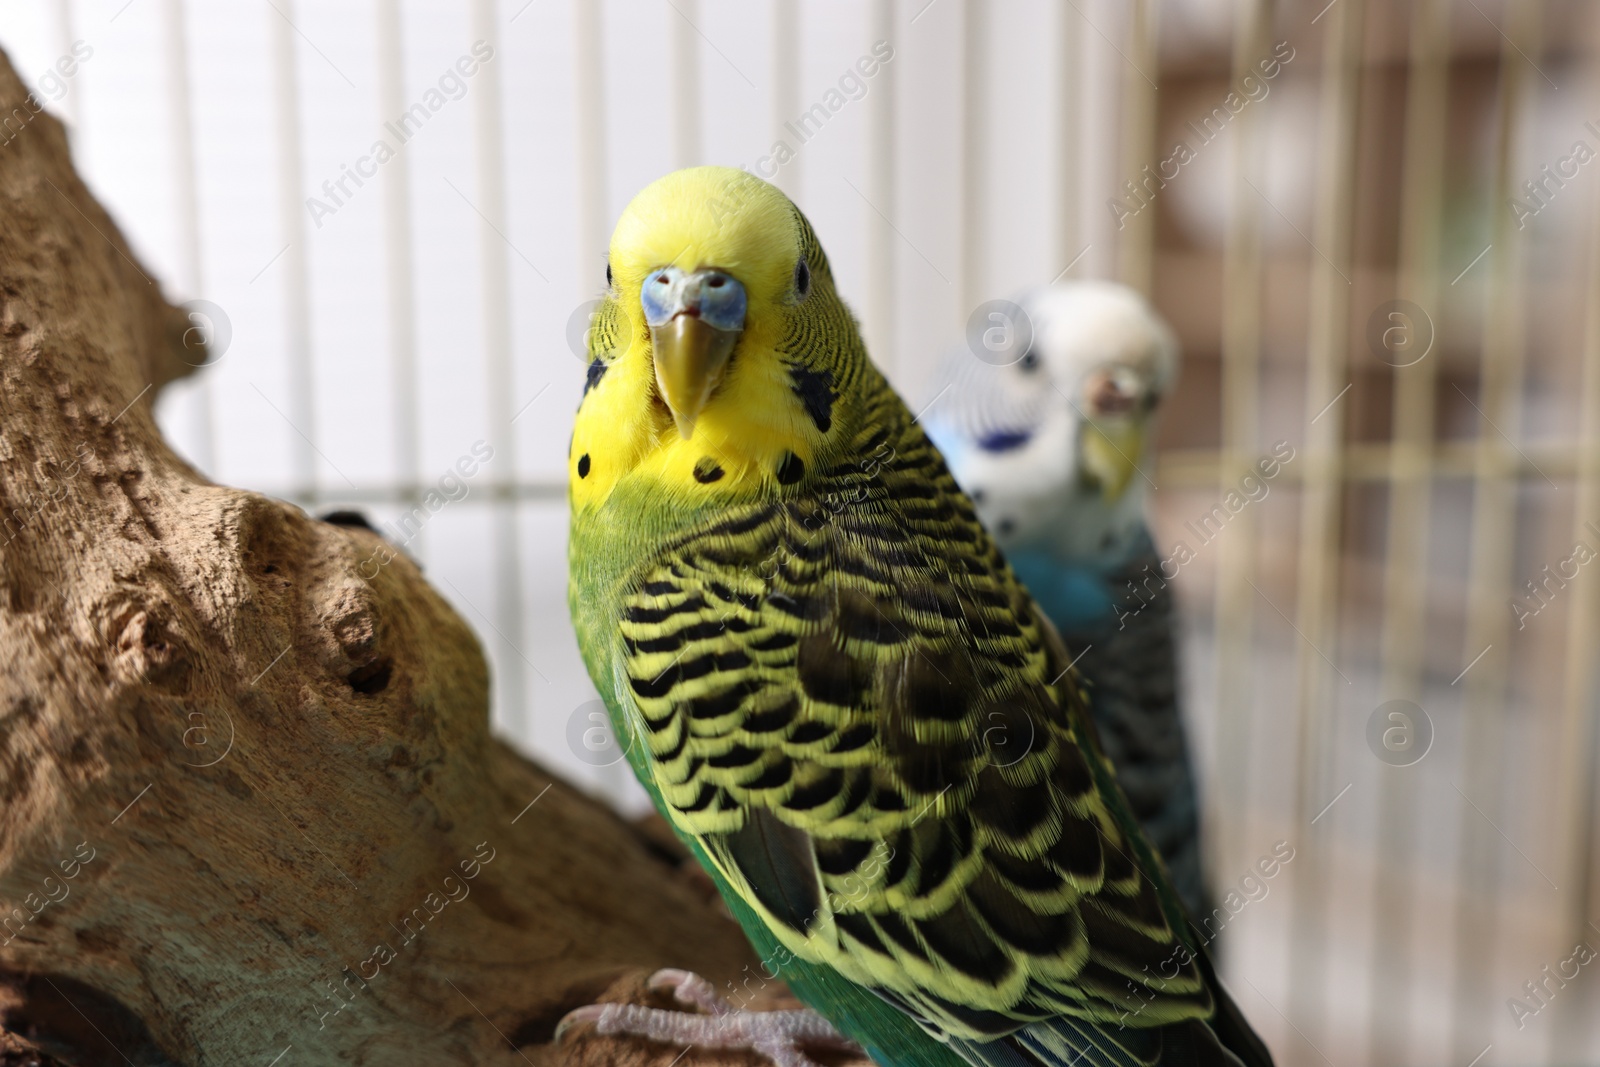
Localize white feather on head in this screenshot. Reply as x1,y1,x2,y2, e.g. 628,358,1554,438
923,280,1178,565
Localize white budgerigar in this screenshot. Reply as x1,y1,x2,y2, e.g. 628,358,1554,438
923,281,1208,917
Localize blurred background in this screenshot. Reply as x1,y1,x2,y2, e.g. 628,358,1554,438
3,0,1598,1063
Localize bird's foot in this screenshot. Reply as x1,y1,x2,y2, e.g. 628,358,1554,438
557,968,861,1067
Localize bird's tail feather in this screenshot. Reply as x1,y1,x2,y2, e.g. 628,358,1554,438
947,1014,1253,1067
1192,944,1274,1067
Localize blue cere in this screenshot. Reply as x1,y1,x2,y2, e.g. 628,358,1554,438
640,265,748,332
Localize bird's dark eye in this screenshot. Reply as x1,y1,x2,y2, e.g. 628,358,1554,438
1018,349,1040,372
605,261,612,288
794,258,811,300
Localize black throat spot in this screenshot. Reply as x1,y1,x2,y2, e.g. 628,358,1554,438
777,452,806,485
583,358,608,397
693,457,725,484
788,366,836,434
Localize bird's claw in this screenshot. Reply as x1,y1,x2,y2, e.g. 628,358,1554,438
556,969,861,1067
646,967,735,1015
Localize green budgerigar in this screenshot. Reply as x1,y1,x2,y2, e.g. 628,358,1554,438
564,167,1273,1067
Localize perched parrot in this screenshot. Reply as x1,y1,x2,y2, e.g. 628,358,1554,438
563,167,1271,1067
920,283,1208,919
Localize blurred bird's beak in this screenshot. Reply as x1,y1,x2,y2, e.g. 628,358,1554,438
1079,365,1154,500
651,315,741,439
1080,421,1146,501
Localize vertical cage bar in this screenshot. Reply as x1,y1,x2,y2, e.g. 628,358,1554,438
1367,1,1450,1062
959,0,986,317
769,0,798,201
1055,0,1083,274
471,0,527,738
161,0,202,303
1450,3,1542,1062
1285,0,1365,1046
162,0,213,473
269,0,317,500
1551,35,1600,1058
573,0,608,293
1116,0,1157,296
1209,0,1272,893
376,0,420,548
1363,2,1452,1062
671,0,701,168
861,0,896,377
51,0,80,130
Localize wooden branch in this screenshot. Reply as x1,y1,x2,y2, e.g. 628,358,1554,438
0,47,818,1067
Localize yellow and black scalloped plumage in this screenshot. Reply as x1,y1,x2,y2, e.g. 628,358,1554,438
568,167,1272,1067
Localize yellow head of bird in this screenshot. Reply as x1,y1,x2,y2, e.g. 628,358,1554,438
570,167,865,512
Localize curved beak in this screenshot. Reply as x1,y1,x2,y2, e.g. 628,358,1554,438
651,315,742,439
1079,420,1147,502
1077,365,1155,501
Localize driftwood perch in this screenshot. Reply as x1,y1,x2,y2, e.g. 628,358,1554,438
0,48,847,1067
